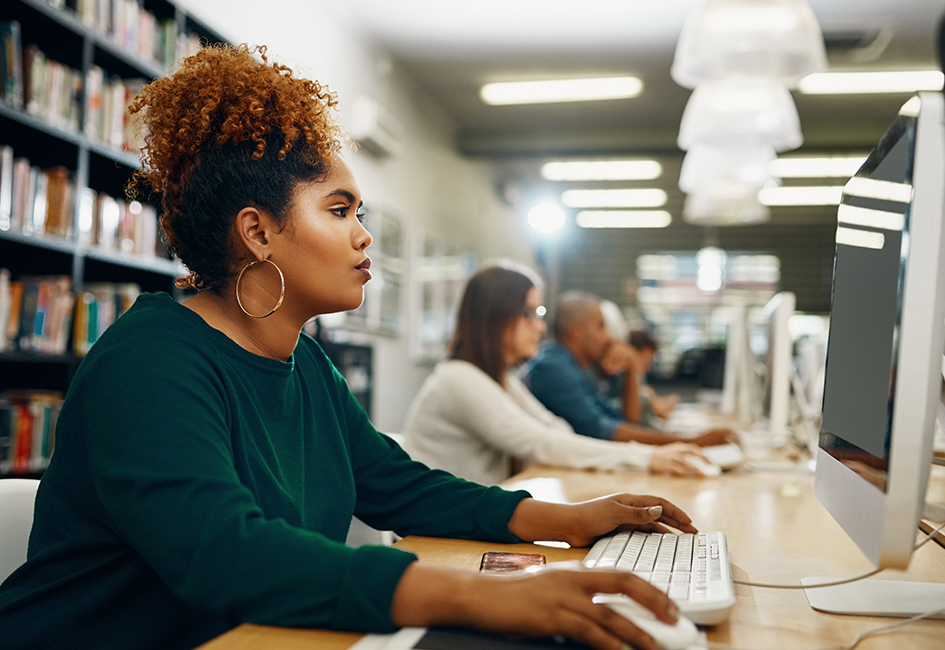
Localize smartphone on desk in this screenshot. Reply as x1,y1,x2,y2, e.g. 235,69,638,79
479,551,546,574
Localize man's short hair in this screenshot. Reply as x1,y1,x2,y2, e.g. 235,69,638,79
629,329,659,352
553,291,601,340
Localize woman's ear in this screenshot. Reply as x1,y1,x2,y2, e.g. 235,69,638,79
235,206,272,261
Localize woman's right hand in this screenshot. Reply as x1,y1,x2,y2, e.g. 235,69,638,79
391,561,678,650
648,442,709,477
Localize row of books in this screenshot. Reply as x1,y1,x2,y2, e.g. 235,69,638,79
0,22,144,153
85,65,146,152
45,0,205,72
0,390,62,475
1,23,84,135
75,0,175,69
0,269,141,356
22,44,84,134
0,272,73,355
0,145,162,258
72,281,140,356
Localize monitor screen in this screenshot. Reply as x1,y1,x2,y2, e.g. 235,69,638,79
819,119,913,492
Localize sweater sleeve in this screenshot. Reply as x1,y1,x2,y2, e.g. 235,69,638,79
82,335,417,634
429,363,653,472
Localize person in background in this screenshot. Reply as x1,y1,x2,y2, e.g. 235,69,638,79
625,329,680,425
402,263,711,485
522,291,735,447
0,45,693,650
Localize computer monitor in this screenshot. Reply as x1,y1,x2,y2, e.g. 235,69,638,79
760,291,795,437
806,92,945,616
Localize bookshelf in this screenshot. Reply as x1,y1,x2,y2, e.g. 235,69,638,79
0,0,227,477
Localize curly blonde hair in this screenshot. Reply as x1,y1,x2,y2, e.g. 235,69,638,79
128,44,345,291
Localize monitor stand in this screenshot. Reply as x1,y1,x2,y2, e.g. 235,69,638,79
802,577,945,619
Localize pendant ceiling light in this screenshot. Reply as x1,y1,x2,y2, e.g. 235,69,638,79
683,181,771,226
677,81,802,151
678,144,778,194
671,0,827,89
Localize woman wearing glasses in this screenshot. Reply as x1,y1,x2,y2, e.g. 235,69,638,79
403,262,706,485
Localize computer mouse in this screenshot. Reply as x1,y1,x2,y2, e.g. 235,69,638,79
684,454,722,477
595,594,700,650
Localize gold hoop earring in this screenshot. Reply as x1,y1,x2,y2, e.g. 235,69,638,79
235,258,285,318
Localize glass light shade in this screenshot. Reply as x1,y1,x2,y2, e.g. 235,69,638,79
678,144,778,194
677,81,803,151
683,181,771,226
671,0,827,88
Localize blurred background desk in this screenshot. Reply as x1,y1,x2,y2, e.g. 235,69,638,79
199,464,945,650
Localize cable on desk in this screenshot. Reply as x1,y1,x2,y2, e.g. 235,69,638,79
732,518,945,590
704,605,945,650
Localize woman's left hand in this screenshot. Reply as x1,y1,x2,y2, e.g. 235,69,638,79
507,494,697,549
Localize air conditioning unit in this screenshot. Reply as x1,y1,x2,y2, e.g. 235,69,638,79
349,96,402,159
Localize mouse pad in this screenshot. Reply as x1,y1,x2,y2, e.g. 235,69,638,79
414,628,592,650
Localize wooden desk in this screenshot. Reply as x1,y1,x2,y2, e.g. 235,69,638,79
200,464,945,650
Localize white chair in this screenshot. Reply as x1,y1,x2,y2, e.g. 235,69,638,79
0,479,40,583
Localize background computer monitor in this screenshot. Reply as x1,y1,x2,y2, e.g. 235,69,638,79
807,92,945,616
760,291,795,437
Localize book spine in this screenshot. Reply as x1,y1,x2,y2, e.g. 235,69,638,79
54,288,74,355
97,194,119,249
44,166,69,238
12,401,32,475
0,21,23,110
75,186,96,246
5,280,22,350
29,168,48,236
0,144,13,230
24,46,45,118
16,279,39,351
0,399,13,475
0,268,10,352
73,292,90,356
85,65,104,140
29,400,47,472
31,278,51,351
10,157,29,232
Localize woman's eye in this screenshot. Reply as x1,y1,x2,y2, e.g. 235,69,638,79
355,211,365,223
332,206,350,218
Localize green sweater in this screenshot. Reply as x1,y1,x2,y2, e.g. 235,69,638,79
0,293,529,650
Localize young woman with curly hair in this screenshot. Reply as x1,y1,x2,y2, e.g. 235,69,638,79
0,45,695,650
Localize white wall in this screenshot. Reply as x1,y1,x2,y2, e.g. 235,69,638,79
174,0,536,431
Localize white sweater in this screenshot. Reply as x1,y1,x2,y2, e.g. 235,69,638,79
402,360,656,486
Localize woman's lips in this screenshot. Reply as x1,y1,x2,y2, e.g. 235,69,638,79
356,257,372,280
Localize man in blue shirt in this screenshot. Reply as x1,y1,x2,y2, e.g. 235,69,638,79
522,291,734,447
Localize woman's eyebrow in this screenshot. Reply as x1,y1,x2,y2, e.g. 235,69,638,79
324,189,358,203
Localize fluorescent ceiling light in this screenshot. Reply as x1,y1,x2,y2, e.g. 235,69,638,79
758,185,844,206
575,210,672,229
541,160,662,181
561,188,667,208
798,70,944,95
770,155,867,178
480,76,643,106
836,226,885,250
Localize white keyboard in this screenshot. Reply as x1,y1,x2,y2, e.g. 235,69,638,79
583,530,736,625
703,443,745,470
